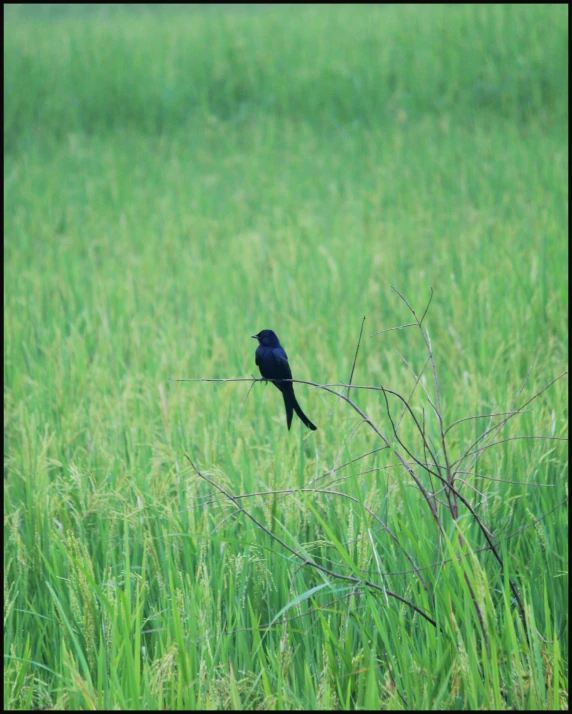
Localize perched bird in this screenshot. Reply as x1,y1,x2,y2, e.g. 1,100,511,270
252,329,317,431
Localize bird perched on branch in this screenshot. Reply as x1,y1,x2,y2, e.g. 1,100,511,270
252,329,317,431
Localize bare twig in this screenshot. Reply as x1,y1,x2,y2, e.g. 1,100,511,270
308,446,389,486
369,323,416,337
444,410,531,437
330,316,366,416
455,435,567,465
454,470,555,487
173,376,444,524
235,375,258,426
172,304,567,645
185,456,438,627
193,484,429,591
394,355,432,432
455,370,568,476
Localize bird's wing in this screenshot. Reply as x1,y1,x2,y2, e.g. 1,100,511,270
272,347,293,379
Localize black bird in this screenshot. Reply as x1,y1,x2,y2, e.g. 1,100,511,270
252,329,317,431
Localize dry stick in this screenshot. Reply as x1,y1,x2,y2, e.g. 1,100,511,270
393,345,447,519
330,316,366,417
328,418,369,480
455,435,567,464
185,455,437,628
235,376,257,427
444,410,531,437
365,497,568,579
392,286,489,639
454,470,555,487
316,382,445,484
370,297,440,627
394,355,432,430
457,369,567,478
367,289,432,338
421,408,439,515
392,287,456,512
203,377,566,498
173,373,562,636
392,354,439,510
378,388,499,533
314,382,568,465
393,353,445,484
369,323,416,338
392,292,568,640
292,486,422,590
315,376,566,635
199,485,428,590
172,376,442,525
308,445,388,486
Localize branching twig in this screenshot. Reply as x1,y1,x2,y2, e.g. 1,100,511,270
455,370,568,476
172,292,567,646
185,455,438,627
455,435,567,464
444,410,531,437
330,316,366,417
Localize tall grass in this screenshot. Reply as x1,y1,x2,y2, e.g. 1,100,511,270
4,3,568,150
4,3,568,709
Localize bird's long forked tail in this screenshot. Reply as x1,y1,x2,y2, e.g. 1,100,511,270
283,390,317,431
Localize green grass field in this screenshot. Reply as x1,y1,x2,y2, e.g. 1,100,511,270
4,3,568,709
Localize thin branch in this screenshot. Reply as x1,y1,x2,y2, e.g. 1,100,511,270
331,316,366,416
367,497,568,578
395,355,431,432
444,410,531,437
454,477,486,498
419,287,434,324
394,351,436,416
308,446,389,486
455,435,567,464
393,287,459,524
369,323,416,338
325,418,368,481
236,376,257,426
173,363,567,638
455,370,568,476
185,456,437,627
455,470,555,487
174,376,445,526
195,484,429,591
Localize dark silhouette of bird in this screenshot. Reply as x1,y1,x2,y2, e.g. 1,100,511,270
252,329,317,431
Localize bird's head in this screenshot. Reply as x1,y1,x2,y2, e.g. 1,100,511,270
252,329,280,347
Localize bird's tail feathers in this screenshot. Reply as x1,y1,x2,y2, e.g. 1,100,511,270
292,394,317,431
282,392,294,430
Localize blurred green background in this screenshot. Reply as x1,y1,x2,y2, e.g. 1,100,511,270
4,4,568,710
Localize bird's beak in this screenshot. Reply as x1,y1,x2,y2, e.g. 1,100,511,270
251,335,258,340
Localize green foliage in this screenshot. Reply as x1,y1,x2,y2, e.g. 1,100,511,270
4,3,568,710
4,3,568,150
